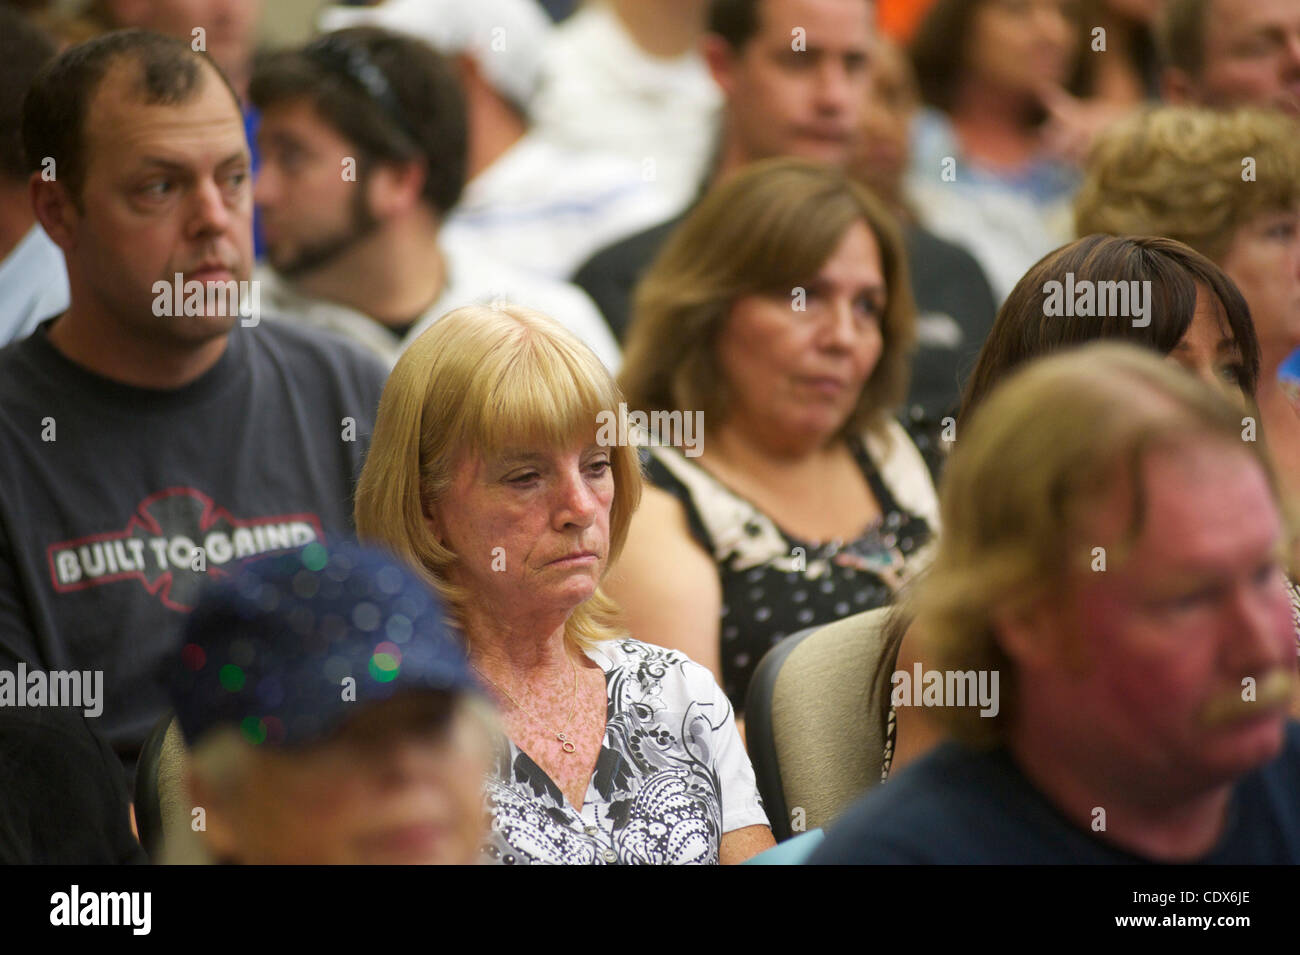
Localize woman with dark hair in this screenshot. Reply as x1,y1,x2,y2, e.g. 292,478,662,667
891,232,1286,776
960,233,1260,422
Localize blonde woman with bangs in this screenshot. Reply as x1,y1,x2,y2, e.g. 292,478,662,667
354,303,774,865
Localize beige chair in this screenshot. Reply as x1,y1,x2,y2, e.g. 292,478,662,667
135,714,207,862
745,606,898,841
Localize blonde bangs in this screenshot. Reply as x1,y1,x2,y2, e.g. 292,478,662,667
458,323,621,460
357,302,641,654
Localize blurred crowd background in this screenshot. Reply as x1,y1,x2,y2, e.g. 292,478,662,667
2,0,1300,868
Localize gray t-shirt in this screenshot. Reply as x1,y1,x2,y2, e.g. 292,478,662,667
0,318,387,769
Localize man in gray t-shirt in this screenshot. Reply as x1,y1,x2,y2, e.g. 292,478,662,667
1,31,387,777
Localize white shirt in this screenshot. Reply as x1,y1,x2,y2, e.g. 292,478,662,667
257,240,621,372
0,225,70,346
442,131,684,281
531,3,721,208
400,239,621,371
481,639,769,865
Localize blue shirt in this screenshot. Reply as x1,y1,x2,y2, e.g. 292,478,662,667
0,225,69,346
1278,345,1300,386
244,105,266,260
809,722,1300,864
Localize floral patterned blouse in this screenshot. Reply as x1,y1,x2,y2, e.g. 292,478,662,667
480,640,769,865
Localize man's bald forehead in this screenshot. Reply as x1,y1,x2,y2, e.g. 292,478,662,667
104,46,239,113
77,54,243,173
22,29,242,201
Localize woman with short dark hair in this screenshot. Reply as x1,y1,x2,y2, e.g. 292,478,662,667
893,232,1289,777
960,233,1260,422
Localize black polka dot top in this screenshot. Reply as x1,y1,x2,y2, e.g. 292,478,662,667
642,425,937,714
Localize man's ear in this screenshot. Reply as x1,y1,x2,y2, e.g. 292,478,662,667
30,173,78,252
701,33,741,97
991,595,1063,671
368,157,428,219
993,589,1091,675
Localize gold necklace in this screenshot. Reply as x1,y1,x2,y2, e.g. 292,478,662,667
471,654,580,753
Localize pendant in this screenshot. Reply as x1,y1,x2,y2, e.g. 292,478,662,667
556,732,576,754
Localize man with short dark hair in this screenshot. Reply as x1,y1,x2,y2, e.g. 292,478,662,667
573,0,875,339
317,0,682,281
0,7,68,345
1159,0,1300,115
90,1,268,256
0,30,388,780
811,345,1300,864
250,26,620,369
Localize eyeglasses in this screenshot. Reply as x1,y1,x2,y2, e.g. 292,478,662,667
302,33,419,144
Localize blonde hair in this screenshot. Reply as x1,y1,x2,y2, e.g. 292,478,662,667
1075,106,1300,262
916,342,1286,747
620,157,915,445
354,304,642,651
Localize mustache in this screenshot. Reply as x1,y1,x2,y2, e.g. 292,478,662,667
1199,669,1298,727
